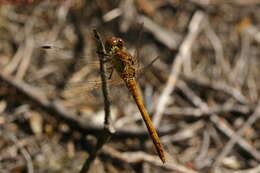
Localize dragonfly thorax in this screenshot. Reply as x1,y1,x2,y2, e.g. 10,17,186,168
105,37,137,81
113,50,137,80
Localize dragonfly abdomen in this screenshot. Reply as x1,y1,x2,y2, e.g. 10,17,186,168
125,79,165,163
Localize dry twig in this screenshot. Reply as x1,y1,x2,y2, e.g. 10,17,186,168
79,29,114,173
183,75,249,104
177,80,260,169
102,145,199,173
138,15,182,49
153,11,206,128
204,18,230,76
213,102,260,169
8,134,34,173
165,100,251,117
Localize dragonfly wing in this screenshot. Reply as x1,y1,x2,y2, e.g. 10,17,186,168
39,41,102,62
62,80,103,98
62,78,125,99
60,78,130,113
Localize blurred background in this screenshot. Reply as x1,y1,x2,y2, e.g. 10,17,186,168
0,0,260,173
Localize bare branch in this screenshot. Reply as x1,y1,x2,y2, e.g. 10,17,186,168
79,30,114,173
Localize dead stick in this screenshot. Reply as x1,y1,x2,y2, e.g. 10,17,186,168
79,29,114,173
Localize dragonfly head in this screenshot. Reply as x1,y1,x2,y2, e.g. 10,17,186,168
105,37,124,54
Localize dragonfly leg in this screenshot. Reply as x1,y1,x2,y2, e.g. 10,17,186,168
137,56,160,74
103,57,110,63
103,52,113,61
108,68,114,79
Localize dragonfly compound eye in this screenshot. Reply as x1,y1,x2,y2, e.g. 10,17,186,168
115,38,124,49
105,37,124,52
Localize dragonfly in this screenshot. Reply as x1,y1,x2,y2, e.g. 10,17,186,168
41,35,165,163
104,37,165,163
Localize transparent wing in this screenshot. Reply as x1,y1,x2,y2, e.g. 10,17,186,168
62,78,124,99
39,40,160,79
60,78,131,112
37,41,129,108
38,40,159,110
39,43,98,62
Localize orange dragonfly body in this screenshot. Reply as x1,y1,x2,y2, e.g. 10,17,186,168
105,37,165,163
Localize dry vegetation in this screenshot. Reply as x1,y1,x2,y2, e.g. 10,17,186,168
0,0,260,173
